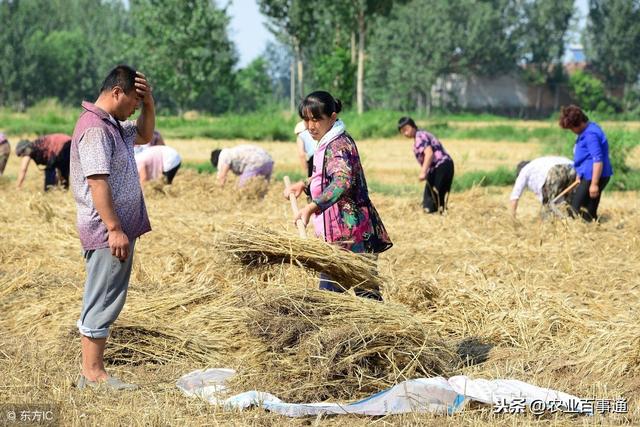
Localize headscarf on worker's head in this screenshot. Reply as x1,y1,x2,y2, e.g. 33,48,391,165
15,140,34,157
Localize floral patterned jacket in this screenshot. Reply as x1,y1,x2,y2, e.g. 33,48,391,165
308,132,392,254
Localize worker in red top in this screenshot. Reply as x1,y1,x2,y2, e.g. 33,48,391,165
15,133,72,191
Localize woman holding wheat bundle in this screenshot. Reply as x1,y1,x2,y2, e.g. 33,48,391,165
284,91,392,300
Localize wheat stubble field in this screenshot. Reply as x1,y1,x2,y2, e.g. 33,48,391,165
1,126,639,426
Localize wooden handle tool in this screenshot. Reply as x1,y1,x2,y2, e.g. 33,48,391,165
284,176,307,238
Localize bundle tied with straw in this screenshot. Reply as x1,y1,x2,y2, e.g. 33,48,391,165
219,224,383,291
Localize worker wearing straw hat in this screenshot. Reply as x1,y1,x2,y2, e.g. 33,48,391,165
70,65,154,391
510,156,576,218
285,91,392,300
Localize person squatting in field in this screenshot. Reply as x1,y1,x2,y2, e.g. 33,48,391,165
70,64,155,391
284,91,393,300
0,132,10,176
397,117,455,214
210,144,274,188
559,105,613,222
15,133,71,191
135,144,182,185
510,156,576,218
294,120,317,177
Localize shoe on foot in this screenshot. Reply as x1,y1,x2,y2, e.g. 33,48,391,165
77,375,138,391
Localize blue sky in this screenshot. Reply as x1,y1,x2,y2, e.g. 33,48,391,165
226,0,589,68
222,0,273,68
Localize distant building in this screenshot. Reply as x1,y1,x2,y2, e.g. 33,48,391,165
564,44,587,75
427,45,592,117
431,74,572,118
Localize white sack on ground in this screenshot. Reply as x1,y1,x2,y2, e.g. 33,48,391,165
177,368,587,417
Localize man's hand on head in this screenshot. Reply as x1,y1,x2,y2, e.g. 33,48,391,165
135,72,153,107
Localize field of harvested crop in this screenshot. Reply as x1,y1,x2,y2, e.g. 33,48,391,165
1,132,639,426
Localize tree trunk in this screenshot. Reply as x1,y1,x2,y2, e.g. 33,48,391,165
297,56,304,99
356,8,365,115
535,85,542,112
350,31,356,65
294,40,304,99
623,82,629,111
426,91,432,117
553,82,559,111
290,57,296,114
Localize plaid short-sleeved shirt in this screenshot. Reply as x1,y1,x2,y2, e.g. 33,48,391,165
70,101,151,250
413,130,452,174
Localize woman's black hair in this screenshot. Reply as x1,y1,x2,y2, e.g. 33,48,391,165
210,149,222,168
516,160,530,177
298,91,342,120
397,116,417,130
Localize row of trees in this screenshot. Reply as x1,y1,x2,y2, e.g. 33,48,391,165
1,0,639,114
0,0,259,113
261,0,640,114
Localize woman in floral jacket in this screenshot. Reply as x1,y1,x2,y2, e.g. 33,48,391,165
285,91,392,299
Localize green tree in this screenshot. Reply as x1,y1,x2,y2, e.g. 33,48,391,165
34,31,95,104
583,0,640,110
367,0,519,112
234,58,274,112
350,0,397,114
0,0,133,108
258,0,317,111
129,0,237,113
569,70,616,113
516,0,574,111
311,47,356,107
0,0,64,108
585,0,640,107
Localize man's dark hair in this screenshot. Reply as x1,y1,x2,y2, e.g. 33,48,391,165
397,116,417,131
210,149,222,168
100,64,137,94
516,160,530,177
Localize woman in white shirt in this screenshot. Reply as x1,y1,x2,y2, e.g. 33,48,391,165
510,156,575,217
294,120,317,177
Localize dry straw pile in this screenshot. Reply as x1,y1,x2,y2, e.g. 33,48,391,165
219,223,383,290
1,169,640,425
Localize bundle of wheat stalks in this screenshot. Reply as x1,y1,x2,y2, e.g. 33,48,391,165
219,224,383,291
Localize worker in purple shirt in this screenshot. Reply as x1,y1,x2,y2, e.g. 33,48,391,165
559,105,613,221
70,65,155,391
398,116,455,213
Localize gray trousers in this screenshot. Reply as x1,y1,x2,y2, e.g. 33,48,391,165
77,240,135,339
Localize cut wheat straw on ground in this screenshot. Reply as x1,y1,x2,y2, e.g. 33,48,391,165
2,165,640,425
